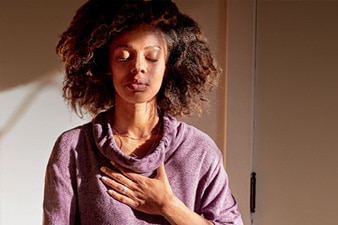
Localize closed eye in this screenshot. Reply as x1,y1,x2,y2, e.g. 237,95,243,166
118,57,129,62
146,58,159,63
116,50,131,62
145,51,160,63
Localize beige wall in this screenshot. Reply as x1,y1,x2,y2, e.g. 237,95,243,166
176,0,227,151
0,2,88,224
0,0,84,90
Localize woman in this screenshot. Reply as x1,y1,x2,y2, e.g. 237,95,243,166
43,0,243,224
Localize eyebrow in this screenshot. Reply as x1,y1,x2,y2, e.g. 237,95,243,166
114,44,162,50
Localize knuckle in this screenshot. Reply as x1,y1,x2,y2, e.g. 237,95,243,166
114,173,123,181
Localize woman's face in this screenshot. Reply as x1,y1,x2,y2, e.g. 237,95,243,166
109,25,167,106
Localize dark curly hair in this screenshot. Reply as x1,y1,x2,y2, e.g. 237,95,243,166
57,0,222,117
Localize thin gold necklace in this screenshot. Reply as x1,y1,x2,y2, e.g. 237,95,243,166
112,120,162,158
112,126,153,141
114,129,161,158
112,120,161,141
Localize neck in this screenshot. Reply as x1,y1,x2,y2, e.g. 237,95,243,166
112,101,160,138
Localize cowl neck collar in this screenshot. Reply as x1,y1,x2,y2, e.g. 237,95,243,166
92,108,174,177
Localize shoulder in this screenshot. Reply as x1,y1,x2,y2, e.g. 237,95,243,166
164,115,213,139
56,122,92,146
50,122,92,162
163,115,223,162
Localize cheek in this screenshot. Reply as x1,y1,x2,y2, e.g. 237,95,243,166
151,69,165,87
110,63,127,80
151,61,166,77
110,66,124,87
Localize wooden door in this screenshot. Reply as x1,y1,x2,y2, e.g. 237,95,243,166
252,1,338,224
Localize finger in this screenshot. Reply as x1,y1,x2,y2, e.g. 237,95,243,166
102,177,140,208
101,175,122,191
110,161,131,174
100,167,136,190
110,161,141,182
101,176,131,196
156,163,173,193
107,188,140,208
100,166,117,177
100,166,123,182
101,176,142,208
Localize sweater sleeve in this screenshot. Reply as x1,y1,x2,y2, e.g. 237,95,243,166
200,154,243,225
43,133,78,225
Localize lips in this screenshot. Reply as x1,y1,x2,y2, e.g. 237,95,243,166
126,81,148,91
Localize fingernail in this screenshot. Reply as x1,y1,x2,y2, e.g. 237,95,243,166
100,167,106,172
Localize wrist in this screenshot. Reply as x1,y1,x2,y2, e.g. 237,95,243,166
160,194,183,221
160,194,213,225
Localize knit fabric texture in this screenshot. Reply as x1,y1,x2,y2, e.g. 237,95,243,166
43,108,243,225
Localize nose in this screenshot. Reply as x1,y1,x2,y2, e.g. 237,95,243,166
130,56,146,75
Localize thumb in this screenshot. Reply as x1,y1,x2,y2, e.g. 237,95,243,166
156,163,168,182
156,163,173,193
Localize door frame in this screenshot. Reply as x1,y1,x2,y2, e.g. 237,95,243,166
225,1,256,224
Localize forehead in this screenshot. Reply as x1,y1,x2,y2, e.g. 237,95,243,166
110,25,167,50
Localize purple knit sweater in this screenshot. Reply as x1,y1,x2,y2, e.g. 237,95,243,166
43,109,243,225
